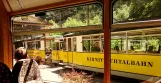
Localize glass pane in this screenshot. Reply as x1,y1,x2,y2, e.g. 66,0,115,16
12,3,103,83
113,0,161,24
112,0,161,82
13,4,102,32
89,4,102,25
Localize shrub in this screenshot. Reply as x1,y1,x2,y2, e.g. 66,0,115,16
61,67,93,83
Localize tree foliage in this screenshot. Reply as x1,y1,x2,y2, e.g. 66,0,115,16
62,17,86,28
113,0,161,23
48,20,59,28
40,3,102,28
38,3,102,36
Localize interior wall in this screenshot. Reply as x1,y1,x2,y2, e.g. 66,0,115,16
0,0,13,68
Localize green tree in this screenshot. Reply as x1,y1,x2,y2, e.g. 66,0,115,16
40,3,102,28
113,0,161,23
62,17,86,28
48,19,59,28
39,3,102,36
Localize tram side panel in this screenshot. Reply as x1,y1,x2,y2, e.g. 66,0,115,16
61,51,68,64
52,50,59,63
52,50,68,64
27,50,45,60
59,51,63,62
72,52,104,73
70,52,161,80
28,49,161,78
65,50,161,80
111,54,161,77
51,34,161,80
67,51,73,65
52,50,73,65
40,50,45,60
27,50,35,58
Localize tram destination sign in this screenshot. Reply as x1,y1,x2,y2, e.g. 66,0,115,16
111,59,153,67
86,57,153,67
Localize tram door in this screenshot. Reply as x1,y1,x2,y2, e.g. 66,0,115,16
60,37,73,65
67,37,75,65
62,38,71,65
55,42,60,63
54,39,64,63
67,38,71,65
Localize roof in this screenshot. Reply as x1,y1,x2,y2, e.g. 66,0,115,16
13,15,53,32
13,15,52,26
2,0,65,12
63,30,103,37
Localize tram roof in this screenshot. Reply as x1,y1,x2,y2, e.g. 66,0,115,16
63,20,161,37
112,19,161,29
63,30,103,37
111,19,161,37
111,26,161,37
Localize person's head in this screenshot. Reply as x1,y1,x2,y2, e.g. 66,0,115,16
14,47,28,61
35,56,42,65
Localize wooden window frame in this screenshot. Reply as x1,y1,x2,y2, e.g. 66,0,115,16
8,0,110,83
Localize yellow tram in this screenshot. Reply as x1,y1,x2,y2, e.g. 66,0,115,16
14,22,161,81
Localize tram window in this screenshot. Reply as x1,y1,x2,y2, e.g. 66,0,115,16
45,40,51,50
63,38,66,50
55,42,60,50
82,40,90,52
146,38,161,53
59,39,63,50
27,41,36,50
32,42,36,50
14,41,23,49
111,40,119,50
82,36,91,52
73,37,76,51
91,40,100,52
101,35,104,52
82,35,102,52
27,42,32,50
130,40,142,52
51,41,56,50
111,39,125,53
68,38,72,51
36,41,40,49
60,42,63,50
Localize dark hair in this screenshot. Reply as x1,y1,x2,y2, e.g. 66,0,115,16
14,47,27,60
35,56,42,65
